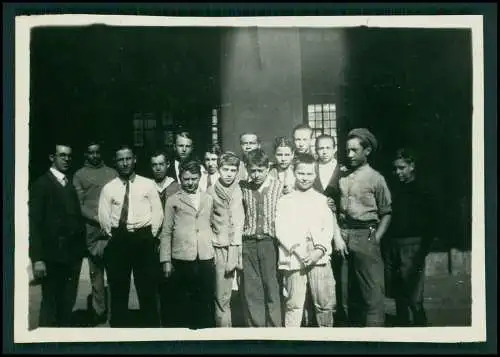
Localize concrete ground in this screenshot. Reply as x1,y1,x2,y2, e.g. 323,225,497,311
28,258,472,330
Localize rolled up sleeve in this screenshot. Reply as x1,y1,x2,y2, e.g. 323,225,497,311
375,176,392,217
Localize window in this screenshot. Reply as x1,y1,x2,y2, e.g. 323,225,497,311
133,112,157,148
211,108,220,147
307,103,337,152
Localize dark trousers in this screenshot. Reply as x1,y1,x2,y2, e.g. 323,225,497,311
159,275,177,327
105,226,160,328
39,260,82,327
241,237,282,327
388,236,427,326
171,258,216,329
337,228,386,327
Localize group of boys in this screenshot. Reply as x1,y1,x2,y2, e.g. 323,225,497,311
29,124,434,329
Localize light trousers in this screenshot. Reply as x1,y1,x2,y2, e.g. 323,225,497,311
282,264,336,327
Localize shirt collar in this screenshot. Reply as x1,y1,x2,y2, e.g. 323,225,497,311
255,174,274,193
84,161,104,169
49,167,66,182
156,176,175,192
318,158,337,168
349,163,370,176
119,173,137,184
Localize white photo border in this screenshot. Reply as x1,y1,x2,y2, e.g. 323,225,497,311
14,14,485,344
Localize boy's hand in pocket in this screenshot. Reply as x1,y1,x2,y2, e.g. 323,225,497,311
236,245,243,270
226,246,239,274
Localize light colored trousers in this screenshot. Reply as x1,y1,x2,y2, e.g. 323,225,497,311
282,264,336,327
214,247,236,327
88,254,107,316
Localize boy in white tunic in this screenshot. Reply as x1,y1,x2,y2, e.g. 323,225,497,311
275,153,345,327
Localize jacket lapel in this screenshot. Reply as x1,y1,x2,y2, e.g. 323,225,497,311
197,192,210,215
327,162,341,188
178,191,197,212
312,162,324,192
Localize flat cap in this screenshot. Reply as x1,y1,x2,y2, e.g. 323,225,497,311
348,128,378,152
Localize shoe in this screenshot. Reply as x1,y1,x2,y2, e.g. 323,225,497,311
94,312,108,325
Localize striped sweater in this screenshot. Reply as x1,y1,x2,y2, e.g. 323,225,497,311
240,176,284,238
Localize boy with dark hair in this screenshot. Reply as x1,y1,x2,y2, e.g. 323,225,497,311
73,140,117,325
337,128,392,327
159,159,216,329
207,151,245,327
240,148,284,327
387,148,435,326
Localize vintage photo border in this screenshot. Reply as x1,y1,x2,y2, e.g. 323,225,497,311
3,3,496,353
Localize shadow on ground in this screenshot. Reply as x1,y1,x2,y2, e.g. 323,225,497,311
29,273,472,330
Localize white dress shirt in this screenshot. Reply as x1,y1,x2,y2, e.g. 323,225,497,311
318,159,337,191
50,167,67,186
98,174,164,236
275,188,339,270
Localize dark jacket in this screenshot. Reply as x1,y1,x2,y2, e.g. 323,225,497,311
312,161,342,207
29,171,86,264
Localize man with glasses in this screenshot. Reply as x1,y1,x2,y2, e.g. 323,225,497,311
29,143,86,327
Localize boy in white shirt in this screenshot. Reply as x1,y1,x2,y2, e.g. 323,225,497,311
275,154,347,327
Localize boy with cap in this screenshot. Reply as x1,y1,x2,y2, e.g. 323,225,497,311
336,128,392,327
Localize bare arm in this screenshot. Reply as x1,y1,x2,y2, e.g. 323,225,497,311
375,175,392,243
375,214,392,243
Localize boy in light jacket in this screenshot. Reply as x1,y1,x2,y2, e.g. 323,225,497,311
159,159,216,329
207,152,245,327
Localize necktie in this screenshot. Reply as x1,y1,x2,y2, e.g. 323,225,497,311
61,176,68,187
118,180,130,229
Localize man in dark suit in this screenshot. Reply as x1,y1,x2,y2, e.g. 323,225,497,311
312,134,342,208
149,149,180,327
311,134,348,326
29,143,86,327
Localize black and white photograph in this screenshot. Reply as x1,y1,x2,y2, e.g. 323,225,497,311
14,14,486,344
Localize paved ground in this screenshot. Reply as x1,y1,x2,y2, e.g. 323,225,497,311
28,259,472,330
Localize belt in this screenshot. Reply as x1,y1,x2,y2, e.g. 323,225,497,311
339,219,378,230
243,233,273,240
112,225,151,234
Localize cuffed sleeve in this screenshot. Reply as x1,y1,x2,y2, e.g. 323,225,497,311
375,175,392,216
